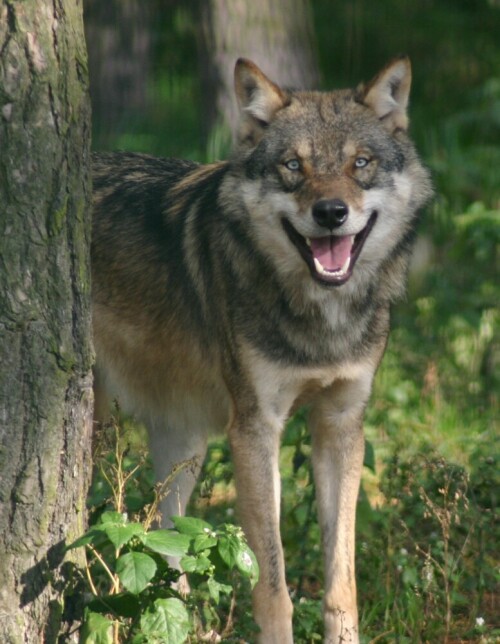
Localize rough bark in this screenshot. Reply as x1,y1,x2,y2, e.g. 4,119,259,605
0,1,93,642
197,0,320,145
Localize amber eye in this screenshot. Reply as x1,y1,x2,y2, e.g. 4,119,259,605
354,157,370,169
284,159,301,171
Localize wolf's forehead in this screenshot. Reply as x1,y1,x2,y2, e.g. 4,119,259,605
288,90,357,123
279,92,367,144
275,92,388,159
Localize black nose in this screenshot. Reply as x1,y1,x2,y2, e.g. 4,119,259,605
312,199,349,229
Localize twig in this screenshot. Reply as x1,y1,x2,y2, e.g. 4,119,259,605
88,544,120,595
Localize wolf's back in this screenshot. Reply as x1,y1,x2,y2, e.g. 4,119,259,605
91,152,229,331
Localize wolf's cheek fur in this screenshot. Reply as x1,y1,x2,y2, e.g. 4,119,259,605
358,171,414,263
238,180,311,277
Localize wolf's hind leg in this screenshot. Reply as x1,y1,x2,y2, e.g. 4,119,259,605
145,419,207,596
147,418,208,527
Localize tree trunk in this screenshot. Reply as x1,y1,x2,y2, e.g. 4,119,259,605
197,0,320,148
83,0,152,149
0,1,93,642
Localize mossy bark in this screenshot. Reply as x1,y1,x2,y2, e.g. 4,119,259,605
0,1,92,641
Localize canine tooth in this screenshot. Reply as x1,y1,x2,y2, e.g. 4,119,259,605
305,237,311,247
313,257,325,274
341,255,350,274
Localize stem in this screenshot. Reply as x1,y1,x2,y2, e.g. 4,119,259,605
88,544,120,595
220,586,237,639
83,550,99,596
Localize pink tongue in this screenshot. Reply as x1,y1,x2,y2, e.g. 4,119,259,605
310,235,354,271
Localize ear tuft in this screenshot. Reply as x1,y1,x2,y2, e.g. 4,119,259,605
234,58,287,127
362,57,412,132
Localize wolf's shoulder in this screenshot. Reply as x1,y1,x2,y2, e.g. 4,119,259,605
91,151,199,189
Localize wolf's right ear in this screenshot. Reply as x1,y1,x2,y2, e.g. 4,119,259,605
234,59,288,142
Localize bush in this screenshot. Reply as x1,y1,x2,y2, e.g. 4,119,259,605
67,417,259,643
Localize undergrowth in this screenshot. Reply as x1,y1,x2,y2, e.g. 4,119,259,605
68,417,259,643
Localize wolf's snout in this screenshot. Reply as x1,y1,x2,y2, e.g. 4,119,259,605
312,199,348,230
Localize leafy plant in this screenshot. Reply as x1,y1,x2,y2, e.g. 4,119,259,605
67,417,258,643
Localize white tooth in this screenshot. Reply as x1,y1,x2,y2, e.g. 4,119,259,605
313,255,351,277
305,238,311,247
341,255,351,274
313,257,325,274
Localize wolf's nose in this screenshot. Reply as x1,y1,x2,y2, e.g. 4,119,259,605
312,199,349,229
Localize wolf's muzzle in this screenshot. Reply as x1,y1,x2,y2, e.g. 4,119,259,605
312,198,349,230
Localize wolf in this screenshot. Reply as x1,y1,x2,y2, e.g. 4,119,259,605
91,57,432,643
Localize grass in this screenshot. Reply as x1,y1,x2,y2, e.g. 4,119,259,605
85,0,499,640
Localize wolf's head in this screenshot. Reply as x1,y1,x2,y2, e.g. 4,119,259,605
223,58,432,295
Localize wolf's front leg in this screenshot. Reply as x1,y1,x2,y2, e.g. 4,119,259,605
228,415,294,644
309,375,374,644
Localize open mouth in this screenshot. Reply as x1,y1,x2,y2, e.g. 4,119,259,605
281,211,378,286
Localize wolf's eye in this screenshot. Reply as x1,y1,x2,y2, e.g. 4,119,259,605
354,157,370,169
284,159,301,171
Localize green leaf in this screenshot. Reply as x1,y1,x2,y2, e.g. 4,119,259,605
66,526,108,551
101,522,145,550
116,552,157,594
80,611,114,644
192,532,218,553
140,529,191,557
139,597,190,644
180,553,212,574
217,534,240,569
235,544,259,587
98,511,125,525
207,577,232,604
171,515,213,536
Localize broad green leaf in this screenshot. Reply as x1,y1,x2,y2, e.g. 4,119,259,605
192,532,218,553
217,534,240,569
180,553,212,574
98,511,125,525
140,529,191,557
140,597,189,644
80,611,114,644
101,522,144,550
171,515,213,536
235,544,259,587
116,552,157,594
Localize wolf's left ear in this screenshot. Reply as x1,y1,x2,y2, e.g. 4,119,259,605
361,57,411,132
234,59,288,139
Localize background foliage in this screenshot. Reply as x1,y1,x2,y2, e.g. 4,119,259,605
83,1,499,641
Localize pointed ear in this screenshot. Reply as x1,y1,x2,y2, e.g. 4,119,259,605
362,57,412,132
234,58,288,139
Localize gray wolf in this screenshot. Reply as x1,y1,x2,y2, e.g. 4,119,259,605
91,57,432,643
